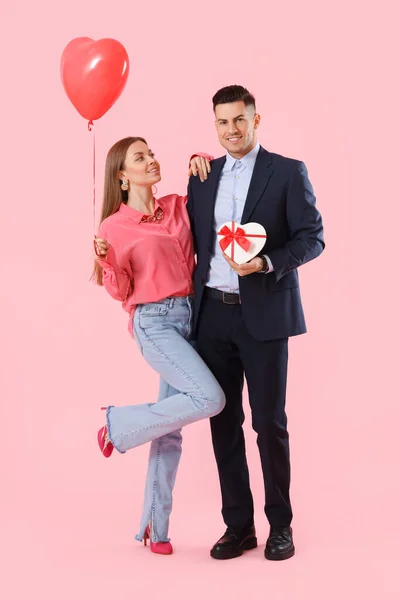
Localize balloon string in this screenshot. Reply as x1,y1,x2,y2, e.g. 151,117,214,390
88,120,96,234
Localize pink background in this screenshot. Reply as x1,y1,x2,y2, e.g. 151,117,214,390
1,0,399,598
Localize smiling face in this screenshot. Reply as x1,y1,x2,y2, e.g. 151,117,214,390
214,100,260,159
120,140,161,188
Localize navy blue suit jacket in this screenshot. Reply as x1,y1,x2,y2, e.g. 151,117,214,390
187,146,325,341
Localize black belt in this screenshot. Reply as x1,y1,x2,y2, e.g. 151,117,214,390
204,287,241,304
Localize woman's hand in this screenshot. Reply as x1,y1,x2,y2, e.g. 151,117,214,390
188,156,211,182
94,236,111,258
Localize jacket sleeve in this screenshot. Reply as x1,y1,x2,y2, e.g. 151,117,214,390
183,152,214,206
186,177,197,255
267,162,325,281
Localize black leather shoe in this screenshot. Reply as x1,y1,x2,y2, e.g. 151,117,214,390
264,526,295,560
210,525,257,560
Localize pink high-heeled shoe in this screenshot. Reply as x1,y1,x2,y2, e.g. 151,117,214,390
97,425,114,458
98,407,113,458
143,526,173,555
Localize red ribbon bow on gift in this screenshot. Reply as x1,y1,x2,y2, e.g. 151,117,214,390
218,224,251,253
218,222,267,262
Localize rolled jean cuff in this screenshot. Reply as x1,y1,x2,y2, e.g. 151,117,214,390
105,406,126,454
134,531,171,543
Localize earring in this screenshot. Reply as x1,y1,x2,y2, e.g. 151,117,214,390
121,179,129,191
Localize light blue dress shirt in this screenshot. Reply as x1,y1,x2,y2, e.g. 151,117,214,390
206,143,273,293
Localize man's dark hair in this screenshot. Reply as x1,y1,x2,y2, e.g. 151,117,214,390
212,85,256,111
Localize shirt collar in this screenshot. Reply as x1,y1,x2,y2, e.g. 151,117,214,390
225,152,237,171
119,199,160,223
226,142,260,171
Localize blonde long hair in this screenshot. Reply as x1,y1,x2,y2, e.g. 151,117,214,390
93,136,147,285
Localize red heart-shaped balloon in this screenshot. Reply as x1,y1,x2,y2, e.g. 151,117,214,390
60,37,129,121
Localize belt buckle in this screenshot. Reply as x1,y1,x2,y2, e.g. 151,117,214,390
222,292,240,305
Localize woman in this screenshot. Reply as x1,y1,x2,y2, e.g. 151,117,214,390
94,137,225,555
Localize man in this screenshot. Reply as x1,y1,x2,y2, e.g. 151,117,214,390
187,85,324,561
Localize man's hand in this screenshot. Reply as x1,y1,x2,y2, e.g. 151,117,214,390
222,252,263,276
188,156,211,182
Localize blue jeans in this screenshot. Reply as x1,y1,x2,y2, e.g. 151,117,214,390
105,296,226,542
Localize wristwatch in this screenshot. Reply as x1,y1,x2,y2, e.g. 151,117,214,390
259,255,269,273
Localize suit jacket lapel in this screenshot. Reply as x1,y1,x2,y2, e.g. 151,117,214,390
241,147,274,224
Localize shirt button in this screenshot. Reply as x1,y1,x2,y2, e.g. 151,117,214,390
234,196,238,200
236,176,239,179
